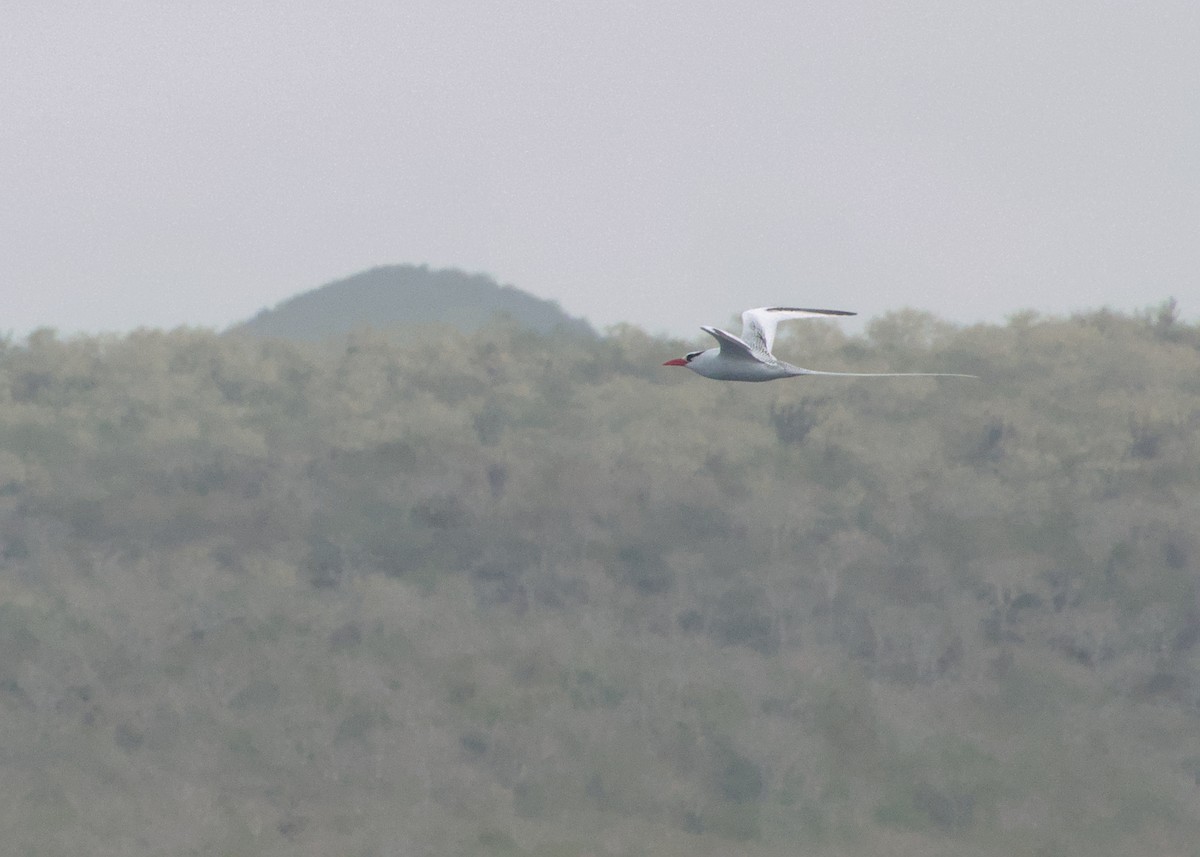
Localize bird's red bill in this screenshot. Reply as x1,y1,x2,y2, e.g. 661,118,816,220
663,358,688,366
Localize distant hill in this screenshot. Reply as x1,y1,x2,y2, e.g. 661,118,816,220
230,264,594,340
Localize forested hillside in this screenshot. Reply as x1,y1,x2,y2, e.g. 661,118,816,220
1,305,1199,856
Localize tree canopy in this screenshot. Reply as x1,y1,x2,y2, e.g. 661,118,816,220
1,305,1198,855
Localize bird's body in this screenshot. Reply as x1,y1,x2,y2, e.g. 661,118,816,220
663,306,975,382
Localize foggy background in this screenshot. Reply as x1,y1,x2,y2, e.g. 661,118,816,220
3,1,1198,337
5,7,1200,851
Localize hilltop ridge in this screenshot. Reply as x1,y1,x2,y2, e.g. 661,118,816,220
231,264,594,340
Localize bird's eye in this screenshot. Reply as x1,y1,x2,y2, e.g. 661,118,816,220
685,351,703,362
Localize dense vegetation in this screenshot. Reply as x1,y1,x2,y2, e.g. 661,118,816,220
232,265,594,340
1,304,1199,856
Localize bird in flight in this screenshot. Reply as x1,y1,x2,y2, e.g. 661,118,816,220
663,306,976,382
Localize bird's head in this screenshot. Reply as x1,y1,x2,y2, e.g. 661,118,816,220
663,350,704,368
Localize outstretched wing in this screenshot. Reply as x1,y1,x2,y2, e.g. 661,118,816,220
740,307,855,355
700,326,767,364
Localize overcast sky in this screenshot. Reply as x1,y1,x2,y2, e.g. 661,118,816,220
4,2,1198,337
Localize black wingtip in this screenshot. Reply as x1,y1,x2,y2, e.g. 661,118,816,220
765,307,856,317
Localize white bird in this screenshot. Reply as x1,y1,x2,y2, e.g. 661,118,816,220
663,306,976,382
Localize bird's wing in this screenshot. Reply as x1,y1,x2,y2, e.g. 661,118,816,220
740,307,855,354
701,326,767,363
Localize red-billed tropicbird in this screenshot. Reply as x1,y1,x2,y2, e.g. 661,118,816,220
663,306,976,382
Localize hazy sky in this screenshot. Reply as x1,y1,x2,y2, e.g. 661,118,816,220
4,2,1198,337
